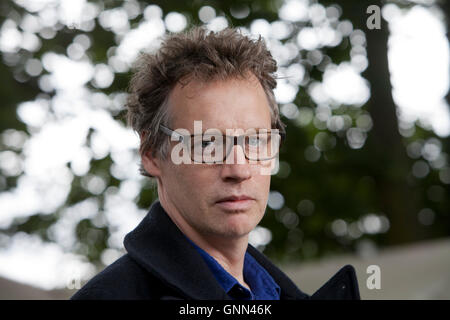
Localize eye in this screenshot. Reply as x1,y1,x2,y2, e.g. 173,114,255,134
193,137,217,149
201,140,214,148
248,135,268,147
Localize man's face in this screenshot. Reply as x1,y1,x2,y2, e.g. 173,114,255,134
152,74,273,239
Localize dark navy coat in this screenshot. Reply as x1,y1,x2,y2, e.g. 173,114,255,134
71,201,360,300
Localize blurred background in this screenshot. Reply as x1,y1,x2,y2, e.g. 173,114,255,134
0,0,449,299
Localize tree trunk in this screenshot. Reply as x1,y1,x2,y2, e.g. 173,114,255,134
339,0,424,244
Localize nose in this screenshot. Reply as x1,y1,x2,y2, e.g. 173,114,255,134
220,144,251,182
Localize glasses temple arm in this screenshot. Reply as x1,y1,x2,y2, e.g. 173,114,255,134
160,125,184,142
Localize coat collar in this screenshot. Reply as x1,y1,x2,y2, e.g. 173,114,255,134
124,201,228,300
123,200,309,300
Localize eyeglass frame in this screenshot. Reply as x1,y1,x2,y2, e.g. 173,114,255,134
159,124,286,163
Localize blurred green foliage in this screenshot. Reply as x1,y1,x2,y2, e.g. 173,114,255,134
0,0,449,272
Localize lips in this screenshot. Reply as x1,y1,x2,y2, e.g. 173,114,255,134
215,195,255,211
216,195,254,203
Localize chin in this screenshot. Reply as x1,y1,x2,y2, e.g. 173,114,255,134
218,212,260,238
218,226,253,239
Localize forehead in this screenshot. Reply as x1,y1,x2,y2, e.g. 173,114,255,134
167,74,272,132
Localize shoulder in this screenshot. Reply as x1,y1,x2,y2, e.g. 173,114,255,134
70,254,159,300
310,265,361,300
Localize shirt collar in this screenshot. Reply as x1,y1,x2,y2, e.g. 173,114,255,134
243,252,281,299
187,237,281,300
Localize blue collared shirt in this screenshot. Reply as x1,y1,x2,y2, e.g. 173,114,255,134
188,239,281,300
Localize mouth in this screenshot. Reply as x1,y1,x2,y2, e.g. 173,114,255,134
215,195,255,211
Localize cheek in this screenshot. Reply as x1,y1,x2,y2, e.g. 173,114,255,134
164,163,217,197
250,169,270,198
160,162,188,198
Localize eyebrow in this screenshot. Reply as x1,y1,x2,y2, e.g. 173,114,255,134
194,127,273,132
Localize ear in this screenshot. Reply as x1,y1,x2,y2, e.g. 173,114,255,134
140,130,162,178
141,149,162,178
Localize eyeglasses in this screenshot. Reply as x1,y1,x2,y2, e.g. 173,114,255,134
159,124,285,163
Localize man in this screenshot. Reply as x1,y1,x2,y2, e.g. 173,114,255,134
72,27,360,300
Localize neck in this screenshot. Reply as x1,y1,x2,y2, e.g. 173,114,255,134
190,230,249,284
158,196,249,286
